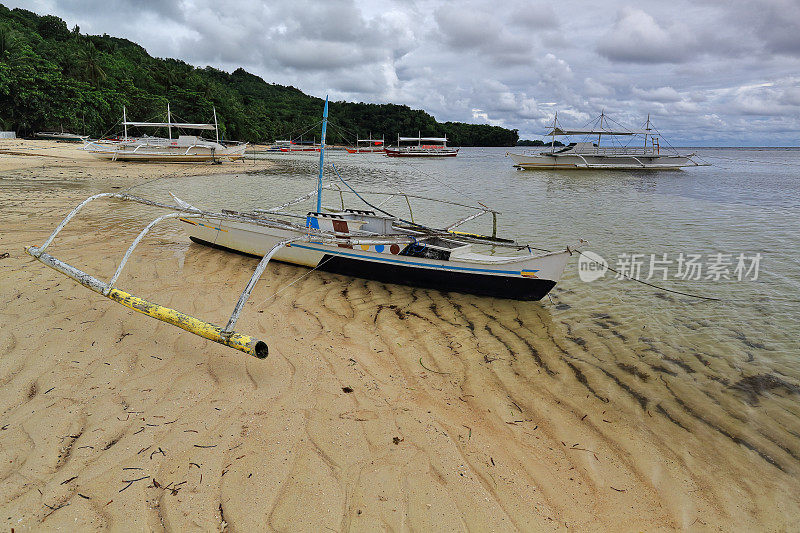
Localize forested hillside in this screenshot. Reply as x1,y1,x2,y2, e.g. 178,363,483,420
0,6,518,146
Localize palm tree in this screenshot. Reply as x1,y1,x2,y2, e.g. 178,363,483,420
156,64,179,91
0,29,16,58
78,43,106,87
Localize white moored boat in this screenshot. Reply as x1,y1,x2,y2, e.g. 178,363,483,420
508,113,706,170
182,206,575,301
25,97,579,359
346,133,384,153
384,133,459,157
84,105,247,162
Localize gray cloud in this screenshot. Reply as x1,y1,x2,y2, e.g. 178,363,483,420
597,8,696,64
508,4,558,29
7,0,800,145
719,0,800,56
632,86,682,103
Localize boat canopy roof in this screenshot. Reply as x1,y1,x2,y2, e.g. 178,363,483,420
399,136,447,142
545,127,649,136
123,121,216,130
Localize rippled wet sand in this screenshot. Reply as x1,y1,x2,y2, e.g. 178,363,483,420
1,145,799,530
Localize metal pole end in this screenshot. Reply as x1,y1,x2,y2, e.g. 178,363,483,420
253,340,269,359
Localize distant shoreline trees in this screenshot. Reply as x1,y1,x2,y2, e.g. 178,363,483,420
516,139,564,147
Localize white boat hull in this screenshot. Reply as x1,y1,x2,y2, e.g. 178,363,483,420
181,217,573,300
385,148,459,157
85,142,247,162
508,152,698,170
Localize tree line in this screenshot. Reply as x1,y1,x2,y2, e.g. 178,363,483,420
0,6,519,146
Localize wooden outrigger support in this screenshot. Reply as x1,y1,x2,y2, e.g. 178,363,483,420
25,193,272,359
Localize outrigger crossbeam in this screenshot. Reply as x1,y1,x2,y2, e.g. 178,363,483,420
25,193,276,358
25,192,423,358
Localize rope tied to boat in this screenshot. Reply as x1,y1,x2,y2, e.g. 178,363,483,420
576,250,720,301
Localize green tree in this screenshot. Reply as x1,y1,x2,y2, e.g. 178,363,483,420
78,42,106,87
36,14,69,40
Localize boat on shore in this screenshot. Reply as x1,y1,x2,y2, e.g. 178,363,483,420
384,134,458,157
508,113,706,170
84,105,247,162
25,97,579,358
34,131,88,142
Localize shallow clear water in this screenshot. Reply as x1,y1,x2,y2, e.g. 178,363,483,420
128,147,799,371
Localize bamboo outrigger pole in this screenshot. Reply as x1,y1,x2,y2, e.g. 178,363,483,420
25,193,269,359
25,246,268,358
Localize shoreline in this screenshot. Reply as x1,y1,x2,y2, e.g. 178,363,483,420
1,139,798,531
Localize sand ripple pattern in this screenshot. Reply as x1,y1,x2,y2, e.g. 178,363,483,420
1,182,799,531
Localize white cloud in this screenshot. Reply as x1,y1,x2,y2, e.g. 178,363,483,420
632,86,682,102
731,78,800,116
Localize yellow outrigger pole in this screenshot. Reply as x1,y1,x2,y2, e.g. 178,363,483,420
24,192,286,359
25,246,268,357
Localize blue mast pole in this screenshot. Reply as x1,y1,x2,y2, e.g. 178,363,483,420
316,96,329,213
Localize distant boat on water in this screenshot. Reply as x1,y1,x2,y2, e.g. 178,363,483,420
346,134,384,153
508,112,706,170
34,131,88,142
84,105,247,162
384,133,458,157
267,137,321,153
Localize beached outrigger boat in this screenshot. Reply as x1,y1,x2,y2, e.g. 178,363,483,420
34,131,88,142
84,105,247,162
25,98,579,358
508,112,706,170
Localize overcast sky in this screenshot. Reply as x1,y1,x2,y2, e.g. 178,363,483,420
10,0,800,145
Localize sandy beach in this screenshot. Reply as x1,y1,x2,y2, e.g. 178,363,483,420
1,140,798,531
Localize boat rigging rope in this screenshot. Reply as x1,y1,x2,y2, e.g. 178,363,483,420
576,250,720,301
519,233,720,301
325,118,499,212
251,254,337,308
329,161,429,230
90,117,124,144
641,122,713,165
270,119,325,147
